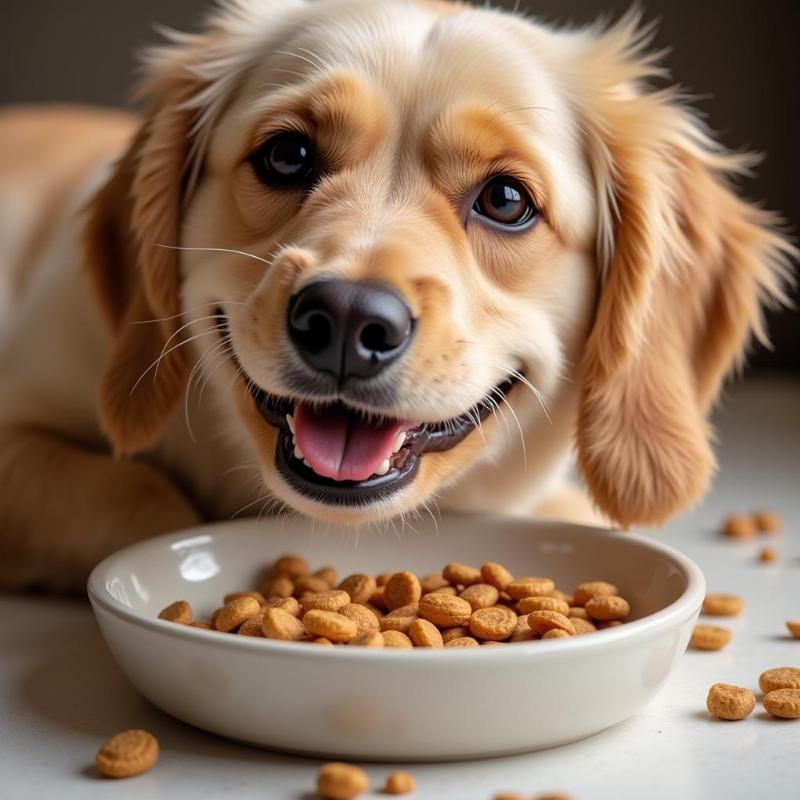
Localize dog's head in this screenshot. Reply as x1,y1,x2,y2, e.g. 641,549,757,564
85,0,792,527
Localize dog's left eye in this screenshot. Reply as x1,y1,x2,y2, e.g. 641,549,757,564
250,131,317,188
472,176,537,227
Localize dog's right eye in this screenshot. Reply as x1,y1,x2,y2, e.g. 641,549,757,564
249,132,317,188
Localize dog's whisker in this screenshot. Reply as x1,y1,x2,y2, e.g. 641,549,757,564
131,300,244,326
154,243,277,268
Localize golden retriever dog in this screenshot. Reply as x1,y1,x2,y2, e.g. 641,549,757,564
0,0,792,590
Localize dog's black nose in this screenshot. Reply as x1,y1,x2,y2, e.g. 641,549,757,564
287,279,414,381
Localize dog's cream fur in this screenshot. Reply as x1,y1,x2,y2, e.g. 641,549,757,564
0,0,792,590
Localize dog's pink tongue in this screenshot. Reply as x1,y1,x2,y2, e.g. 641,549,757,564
294,402,410,482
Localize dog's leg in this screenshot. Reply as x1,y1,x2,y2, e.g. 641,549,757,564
532,481,609,528
0,426,201,591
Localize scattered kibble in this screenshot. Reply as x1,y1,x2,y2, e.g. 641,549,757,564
722,514,756,539
785,621,800,640
759,667,800,694
690,625,732,651
317,762,369,800
706,683,756,720
95,730,159,778
763,688,800,719
758,546,778,563
753,509,782,533
702,594,744,617
384,770,416,794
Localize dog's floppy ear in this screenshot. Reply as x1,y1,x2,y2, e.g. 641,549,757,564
574,16,794,527
84,91,194,456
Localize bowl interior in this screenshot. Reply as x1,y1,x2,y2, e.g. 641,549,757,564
92,515,694,627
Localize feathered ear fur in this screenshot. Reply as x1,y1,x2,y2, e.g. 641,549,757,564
573,14,794,526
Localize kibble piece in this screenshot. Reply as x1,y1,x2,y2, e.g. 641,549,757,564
567,606,590,621
264,596,301,617
460,583,500,611
492,795,526,800
215,597,261,632
261,607,306,641
442,562,482,587
369,585,387,610
480,561,514,591
272,553,309,578
542,629,571,640
420,572,449,593
759,667,800,694
596,620,623,629
722,514,757,539
339,603,380,635
690,625,732,651
384,771,416,794
95,729,159,778
469,605,518,641
527,610,577,636
585,595,630,622
706,683,756,720
572,581,618,607
763,688,800,719
314,566,338,586
313,637,335,646
409,618,444,648
158,600,192,624
237,614,266,637
189,620,213,630
349,631,384,648
758,546,778,563
260,575,294,599
702,594,744,617
506,577,555,600
429,586,457,596
510,615,536,642
570,618,598,635
381,630,413,649
441,625,469,643
754,509,782,534
303,610,358,643
384,572,422,610
317,762,369,800
444,636,479,648
418,593,472,627
338,574,377,605
518,596,570,616
301,590,351,613
785,621,800,639
376,572,393,586
380,603,419,633
295,575,332,595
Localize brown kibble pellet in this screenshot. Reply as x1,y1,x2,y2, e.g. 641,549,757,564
441,625,469,643
460,583,500,610
384,572,422,610
338,574,377,605
420,572,449,593
303,610,358,643
706,683,756,720
380,603,419,633
384,770,416,794
339,603,380,635
408,618,444,648
237,613,266,637
758,546,778,563
314,566,338,586
527,610,576,636
442,562,482,587
596,620,623,630
542,628,571,640
754,509,782,534
572,581,618,607
510,615,536,642
264,596,301,617
469,605,518,641
567,606,590,621
317,762,369,800
690,625,732,651
759,667,800,694
786,621,800,639
272,554,309,578
376,572,393,586
313,637,335,646
722,514,757,539
702,594,744,617
418,592,472,627
571,617,598,635
294,575,331,595
518,596,570,616
369,585,387,610
430,586,457,596
480,561,514,591
444,636,480,648
215,596,261,632
95,729,159,778
382,630,413,648
506,577,555,600
260,575,294,599
262,607,306,641
302,590,351,613
189,620,213,629
223,590,265,605
585,595,630,622
349,631,384,648
158,600,191,624
763,688,800,718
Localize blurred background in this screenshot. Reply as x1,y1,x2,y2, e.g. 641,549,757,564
1,0,797,370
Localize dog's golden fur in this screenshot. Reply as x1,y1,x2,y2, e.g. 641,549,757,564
0,0,792,589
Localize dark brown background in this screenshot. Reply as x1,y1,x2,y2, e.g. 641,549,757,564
1,0,797,370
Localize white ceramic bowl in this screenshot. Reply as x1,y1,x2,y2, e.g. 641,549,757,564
88,515,704,761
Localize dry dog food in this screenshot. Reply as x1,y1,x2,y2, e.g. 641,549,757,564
317,762,369,799
753,509,782,533
722,514,757,539
157,555,631,647
384,771,416,794
759,667,800,694
701,593,744,617
786,621,800,639
706,683,756,720
758,546,779,563
95,729,159,778
763,688,800,719
690,625,732,651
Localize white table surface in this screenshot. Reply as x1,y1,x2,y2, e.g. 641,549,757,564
1,376,798,799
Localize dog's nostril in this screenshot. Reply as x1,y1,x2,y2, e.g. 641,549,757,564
297,312,332,353
359,322,393,353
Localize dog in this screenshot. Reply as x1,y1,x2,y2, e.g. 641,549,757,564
0,0,792,590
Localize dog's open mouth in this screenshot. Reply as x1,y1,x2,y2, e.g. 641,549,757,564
216,310,517,505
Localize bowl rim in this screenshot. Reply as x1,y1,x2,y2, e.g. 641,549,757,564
88,514,705,664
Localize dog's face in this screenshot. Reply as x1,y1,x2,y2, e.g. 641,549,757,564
86,0,791,528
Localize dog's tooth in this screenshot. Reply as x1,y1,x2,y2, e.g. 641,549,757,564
286,414,295,433
293,444,304,461
374,459,391,477
392,431,406,453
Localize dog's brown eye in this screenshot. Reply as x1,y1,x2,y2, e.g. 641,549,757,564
473,176,537,227
250,131,317,187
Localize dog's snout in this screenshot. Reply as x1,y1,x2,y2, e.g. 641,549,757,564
287,279,414,381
